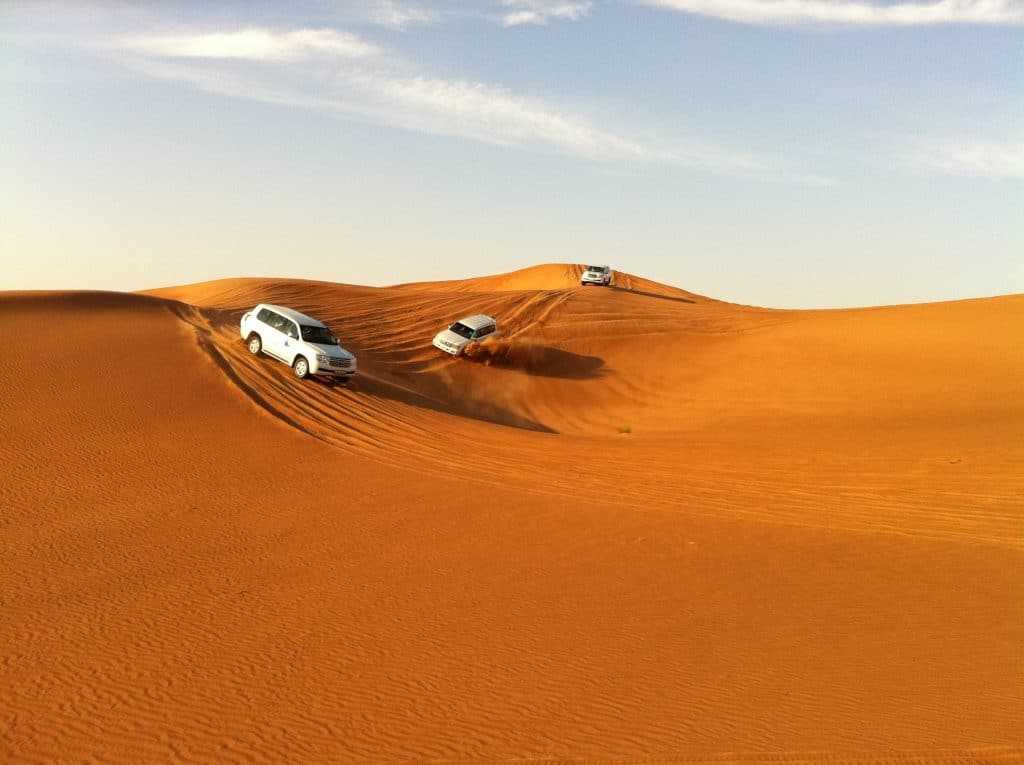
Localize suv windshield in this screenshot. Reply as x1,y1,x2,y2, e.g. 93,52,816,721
301,325,337,345
586,265,606,272
448,322,475,339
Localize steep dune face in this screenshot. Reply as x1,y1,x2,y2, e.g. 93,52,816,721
144,265,770,435
4,269,1024,762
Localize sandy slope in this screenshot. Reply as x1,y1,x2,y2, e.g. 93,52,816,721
2,266,1023,763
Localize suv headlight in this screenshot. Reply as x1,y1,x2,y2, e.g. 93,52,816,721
316,353,330,365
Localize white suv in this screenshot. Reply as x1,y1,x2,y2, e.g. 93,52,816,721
581,265,612,286
240,304,357,380
432,314,497,356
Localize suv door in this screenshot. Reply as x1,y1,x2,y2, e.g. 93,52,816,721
279,318,300,365
260,311,288,360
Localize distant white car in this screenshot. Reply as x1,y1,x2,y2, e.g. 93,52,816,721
240,303,357,381
432,314,498,357
581,265,613,286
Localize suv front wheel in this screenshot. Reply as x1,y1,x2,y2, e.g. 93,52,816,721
247,333,262,355
293,356,310,379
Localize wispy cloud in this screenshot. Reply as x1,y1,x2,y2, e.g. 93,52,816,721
500,1,594,26
640,0,1024,27
360,0,441,30
343,71,647,159
104,26,825,182
118,28,381,61
914,140,1024,179
117,47,648,162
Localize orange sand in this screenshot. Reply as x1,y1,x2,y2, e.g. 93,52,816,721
2,265,1022,762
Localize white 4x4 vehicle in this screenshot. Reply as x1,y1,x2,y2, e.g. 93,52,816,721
432,314,497,356
240,304,357,381
581,265,612,286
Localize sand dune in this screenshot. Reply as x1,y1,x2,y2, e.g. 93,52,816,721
3,266,1023,762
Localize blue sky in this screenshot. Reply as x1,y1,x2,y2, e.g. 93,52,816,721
2,0,1021,307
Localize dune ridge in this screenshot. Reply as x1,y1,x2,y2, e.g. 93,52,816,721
3,264,1023,762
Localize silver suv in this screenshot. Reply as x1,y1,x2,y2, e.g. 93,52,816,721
581,265,613,286
432,314,498,356
240,304,357,380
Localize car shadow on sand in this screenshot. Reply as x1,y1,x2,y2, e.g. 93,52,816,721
356,375,557,433
461,341,606,380
608,284,695,304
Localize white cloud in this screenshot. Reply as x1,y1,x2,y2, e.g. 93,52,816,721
121,52,646,161
110,28,645,162
914,140,1024,179
349,72,648,159
107,26,824,182
118,28,381,61
361,1,441,29
500,1,593,26
640,0,1024,26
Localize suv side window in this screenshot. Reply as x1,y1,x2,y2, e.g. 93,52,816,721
257,308,273,324
266,312,287,333
283,320,299,339
475,325,494,339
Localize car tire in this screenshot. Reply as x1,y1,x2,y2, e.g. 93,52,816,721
293,356,310,379
247,333,262,355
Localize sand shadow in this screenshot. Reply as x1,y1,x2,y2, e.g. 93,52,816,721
355,375,556,433
191,305,249,329
608,285,695,304
462,341,606,380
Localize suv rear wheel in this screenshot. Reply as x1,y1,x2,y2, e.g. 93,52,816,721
247,333,262,355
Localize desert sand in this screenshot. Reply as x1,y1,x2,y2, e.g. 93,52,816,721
2,264,1022,762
